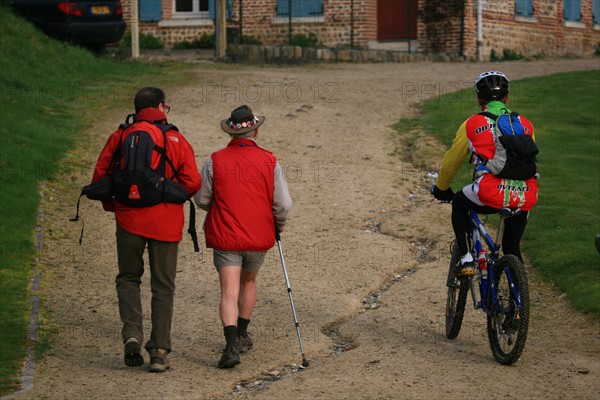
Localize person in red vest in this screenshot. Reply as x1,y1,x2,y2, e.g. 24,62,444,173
92,87,201,372
195,105,292,368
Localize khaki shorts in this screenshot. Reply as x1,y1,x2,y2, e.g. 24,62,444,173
213,249,266,272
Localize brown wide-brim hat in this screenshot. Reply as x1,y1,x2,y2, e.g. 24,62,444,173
220,105,265,135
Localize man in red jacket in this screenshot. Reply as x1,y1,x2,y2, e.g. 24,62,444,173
92,87,201,372
195,105,292,368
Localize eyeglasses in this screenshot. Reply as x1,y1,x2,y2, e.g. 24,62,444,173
163,104,171,114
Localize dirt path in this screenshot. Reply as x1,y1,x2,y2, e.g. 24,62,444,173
23,59,599,400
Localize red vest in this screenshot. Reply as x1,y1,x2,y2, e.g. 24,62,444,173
204,139,277,251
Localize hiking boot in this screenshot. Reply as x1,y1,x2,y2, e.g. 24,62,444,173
458,261,477,276
124,337,144,367
217,346,241,369
148,349,170,373
237,333,254,354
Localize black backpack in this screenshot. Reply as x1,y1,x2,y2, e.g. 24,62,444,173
71,114,199,251
478,110,539,180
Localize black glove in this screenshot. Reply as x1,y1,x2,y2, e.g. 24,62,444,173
430,185,454,203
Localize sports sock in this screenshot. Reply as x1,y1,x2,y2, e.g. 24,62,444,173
237,317,250,338
223,325,237,349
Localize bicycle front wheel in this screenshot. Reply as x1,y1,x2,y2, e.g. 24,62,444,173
487,254,529,365
446,242,469,339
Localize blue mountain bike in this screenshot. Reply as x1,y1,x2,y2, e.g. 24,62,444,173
445,208,530,365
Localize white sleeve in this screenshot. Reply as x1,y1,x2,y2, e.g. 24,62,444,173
272,161,292,229
194,156,213,211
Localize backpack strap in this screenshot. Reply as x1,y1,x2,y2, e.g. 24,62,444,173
70,120,132,245
479,110,520,119
124,113,137,126
69,191,86,245
153,123,182,180
150,123,197,251
187,200,200,252
478,111,498,120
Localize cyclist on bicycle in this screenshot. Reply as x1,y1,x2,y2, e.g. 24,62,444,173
431,71,538,276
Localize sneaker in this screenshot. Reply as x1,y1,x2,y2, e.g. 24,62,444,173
217,346,241,369
124,337,144,367
237,333,254,354
459,261,477,276
148,349,170,373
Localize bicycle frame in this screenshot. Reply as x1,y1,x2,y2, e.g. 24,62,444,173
468,211,522,317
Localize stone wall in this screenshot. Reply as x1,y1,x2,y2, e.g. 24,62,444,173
227,43,460,63
418,0,600,59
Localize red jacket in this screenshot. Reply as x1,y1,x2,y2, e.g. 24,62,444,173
92,108,201,242
203,139,280,251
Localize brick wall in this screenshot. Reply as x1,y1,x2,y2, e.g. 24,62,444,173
121,0,379,48
418,0,600,59
416,0,465,54
122,1,600,58
228,0,377,48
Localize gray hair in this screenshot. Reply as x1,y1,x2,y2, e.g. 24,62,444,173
229,129,256,139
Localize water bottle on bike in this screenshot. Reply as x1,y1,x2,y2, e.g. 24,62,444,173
478,248,488,280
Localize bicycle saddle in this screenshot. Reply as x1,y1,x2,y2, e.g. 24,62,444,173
499,208,522,217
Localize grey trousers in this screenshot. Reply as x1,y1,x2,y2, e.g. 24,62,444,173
116,225,178,352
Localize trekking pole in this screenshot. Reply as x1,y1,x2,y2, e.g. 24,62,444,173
276,230,309,368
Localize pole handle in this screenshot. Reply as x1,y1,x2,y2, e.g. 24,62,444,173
275,223,281,241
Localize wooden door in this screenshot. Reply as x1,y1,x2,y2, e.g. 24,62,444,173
377,0,418,40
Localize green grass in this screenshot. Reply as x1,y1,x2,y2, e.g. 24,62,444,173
0,5,191,394
397,70,600,314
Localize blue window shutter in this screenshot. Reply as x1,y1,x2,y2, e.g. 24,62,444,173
277,0,323,17
209,0,215,19
210,0,232,19
227,0,234,18
564,0,582,22
593,0,600,24
515,0,533,17
139,0,162,21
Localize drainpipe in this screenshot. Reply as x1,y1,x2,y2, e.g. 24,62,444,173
459,0,465,57
288,0,292,45
350,0,354,48
477,0,483,61
239,0,243,44
407,0,412,53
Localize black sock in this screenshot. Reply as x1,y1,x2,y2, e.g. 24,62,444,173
237,317,250,338
223,325,237,349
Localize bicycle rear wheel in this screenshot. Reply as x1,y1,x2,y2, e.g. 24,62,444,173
487,254,529,365
446,242,469,339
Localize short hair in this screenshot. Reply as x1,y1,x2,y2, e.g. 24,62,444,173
230,128,258,139
134,87,166,113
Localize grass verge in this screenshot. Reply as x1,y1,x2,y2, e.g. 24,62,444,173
0,5,193,394
393,70,600,315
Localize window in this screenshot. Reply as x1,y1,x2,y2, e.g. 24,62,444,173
593,0,600,24
563,0,582,22
515,0,533,18
173,0,209,17
277,0,324,18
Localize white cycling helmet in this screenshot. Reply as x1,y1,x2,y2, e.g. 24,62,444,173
475,71,509,101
